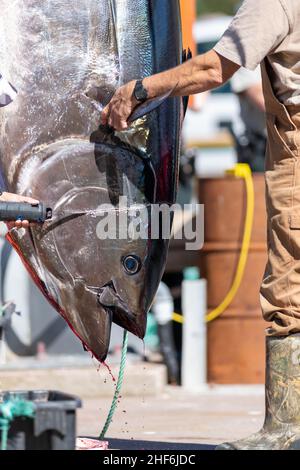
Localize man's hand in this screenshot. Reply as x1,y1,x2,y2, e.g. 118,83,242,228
101,80,139,131
101,51,239,132
0,192,39,229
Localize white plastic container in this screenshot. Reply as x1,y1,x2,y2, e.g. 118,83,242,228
181,267,207,390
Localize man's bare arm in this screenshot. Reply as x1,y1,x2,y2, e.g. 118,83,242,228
242,83,266,112
145,50,240,98
101,50,240,131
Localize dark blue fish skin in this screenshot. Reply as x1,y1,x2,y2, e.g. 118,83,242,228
0,1,182,361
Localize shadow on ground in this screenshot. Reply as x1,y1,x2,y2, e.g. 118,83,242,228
106,438,214,450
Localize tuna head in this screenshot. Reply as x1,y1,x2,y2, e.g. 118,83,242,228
1,0,182,362
8,130,168,361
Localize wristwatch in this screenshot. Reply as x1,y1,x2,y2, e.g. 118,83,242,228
133,80,148,103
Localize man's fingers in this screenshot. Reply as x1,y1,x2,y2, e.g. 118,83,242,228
119,120,129,130
14,220,22,229
109,112,129,132
114,121,129,131
6,219,30,230
101,105,110,125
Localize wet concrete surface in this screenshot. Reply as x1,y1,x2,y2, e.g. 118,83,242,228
107,439,212,450
78,385,265,450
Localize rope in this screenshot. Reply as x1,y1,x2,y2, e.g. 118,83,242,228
99,329,128,439
172,163,255,324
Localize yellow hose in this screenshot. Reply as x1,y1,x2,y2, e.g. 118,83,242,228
172,312,185,324
173,163,255,324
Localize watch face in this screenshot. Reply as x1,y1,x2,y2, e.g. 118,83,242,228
134,80,148,102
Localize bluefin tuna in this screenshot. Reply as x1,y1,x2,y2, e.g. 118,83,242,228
0,0,182,360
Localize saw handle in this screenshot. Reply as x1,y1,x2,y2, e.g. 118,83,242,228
0,202,52,223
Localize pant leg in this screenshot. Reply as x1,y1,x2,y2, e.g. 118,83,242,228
260,115,300,336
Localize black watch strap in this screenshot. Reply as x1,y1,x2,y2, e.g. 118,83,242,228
133,80,148,103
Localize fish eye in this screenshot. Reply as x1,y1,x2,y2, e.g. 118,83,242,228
122,255,141,275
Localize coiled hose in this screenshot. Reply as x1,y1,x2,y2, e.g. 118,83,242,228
173,163,255,324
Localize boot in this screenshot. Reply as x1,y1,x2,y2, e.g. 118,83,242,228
216,334,300,450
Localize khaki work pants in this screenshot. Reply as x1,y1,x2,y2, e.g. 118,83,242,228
261,61,300,336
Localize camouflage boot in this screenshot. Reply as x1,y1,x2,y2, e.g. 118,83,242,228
216,334,300,450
